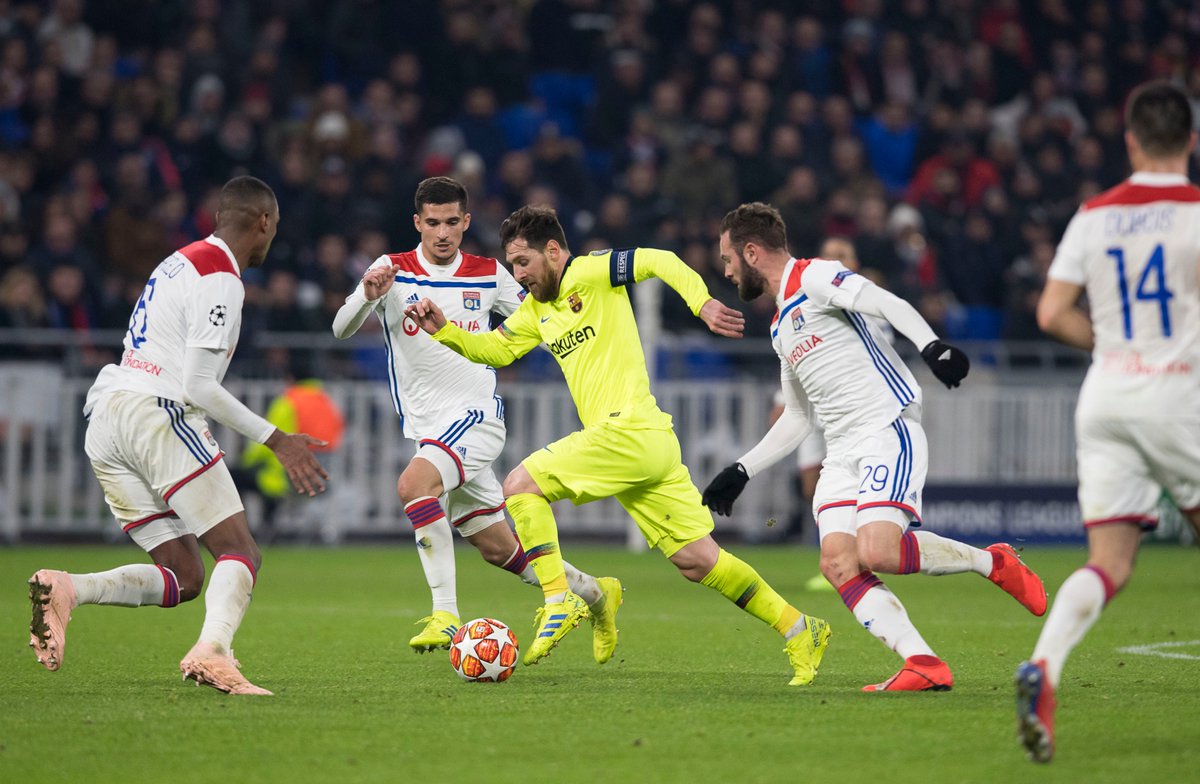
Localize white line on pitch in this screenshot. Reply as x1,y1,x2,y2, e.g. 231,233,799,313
1116,640,1200,661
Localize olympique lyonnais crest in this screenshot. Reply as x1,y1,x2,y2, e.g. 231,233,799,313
568,293,583,312
791,307,805,331
463,290,481,311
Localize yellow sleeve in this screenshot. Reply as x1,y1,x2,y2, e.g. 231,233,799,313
631,247,712,316
432,301,541,366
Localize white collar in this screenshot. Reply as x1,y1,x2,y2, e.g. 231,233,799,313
1129,172,1190,186
415,244,462,274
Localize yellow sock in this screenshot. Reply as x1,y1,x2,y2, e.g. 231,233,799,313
700,549,804,637
506,493,569,600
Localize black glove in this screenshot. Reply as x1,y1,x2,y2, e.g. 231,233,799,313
920,339,970,389
702,463,750,517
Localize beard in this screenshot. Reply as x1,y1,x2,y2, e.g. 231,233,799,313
736,262,766,301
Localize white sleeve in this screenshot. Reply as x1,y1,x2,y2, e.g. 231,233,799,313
187,274,243,351
1046,210,1088,284
799,258,867,312
331,256,389,338
848,283,939,350
182,346,276,444
737,364,814,478
493,264,527,317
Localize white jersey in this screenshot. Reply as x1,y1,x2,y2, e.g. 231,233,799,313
1048,172,1200,419
771,257,921,445
85,236,244,415
352,246,525,438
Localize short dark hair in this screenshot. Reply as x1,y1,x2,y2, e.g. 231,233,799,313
720,202,788,255
217,176,276,230
499,205,568,252
1126,81,1194,159
414,176,468,212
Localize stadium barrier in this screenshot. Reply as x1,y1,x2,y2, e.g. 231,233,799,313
1,363,1090,544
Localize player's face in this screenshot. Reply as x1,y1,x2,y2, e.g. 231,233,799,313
247,204,280,269
719,231,765,301
414,202,470,265
506,238,559,302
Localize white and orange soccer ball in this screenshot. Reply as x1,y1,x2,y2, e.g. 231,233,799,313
449,618,519,682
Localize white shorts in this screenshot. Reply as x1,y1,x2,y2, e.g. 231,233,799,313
1076,414,1200,529
813,406,928,541
84,391,244,551
416,408,507,537
796,425,826,471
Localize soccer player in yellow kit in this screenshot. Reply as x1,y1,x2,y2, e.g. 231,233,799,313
406,205,830,684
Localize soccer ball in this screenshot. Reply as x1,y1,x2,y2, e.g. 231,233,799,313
449,618,519,682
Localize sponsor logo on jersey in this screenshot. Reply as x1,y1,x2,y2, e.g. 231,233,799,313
449,318,483,332
548,325,596,359
463,290,481,311
208,304,227,326
831,270,854,287
786,334,824,364
405,292,419,304
568,293,583,312
120,349,163,376
456,446,468,458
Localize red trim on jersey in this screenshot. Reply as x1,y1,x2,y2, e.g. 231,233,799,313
122,510,178,532
782,258,813,299
216,553,258,586
161,452,225,501
388,250,428,276
452,503,506,527
1083,514,1157,530
178,240,238,277
457,253,498,277
1082,181,1200,211
817,499,857,515
858,500,921,521
417,439,466,486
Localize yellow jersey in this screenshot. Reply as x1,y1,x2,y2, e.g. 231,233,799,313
431,247,712,429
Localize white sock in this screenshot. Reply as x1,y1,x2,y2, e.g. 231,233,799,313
198,557,255,652
406,497,458,617
70,564,178,607
909,530,992,576
840,572,935,658
563,560,602,606
1032,567,1108,687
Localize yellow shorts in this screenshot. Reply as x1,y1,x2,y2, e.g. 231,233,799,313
522,421,714,556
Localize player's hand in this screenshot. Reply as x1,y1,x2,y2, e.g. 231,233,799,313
701,463,750,517
264,430,330,497
404,297,447,334
700,298,744,339
920,339,970,389
362,264,402,301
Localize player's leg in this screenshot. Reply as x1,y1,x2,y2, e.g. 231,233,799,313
818,517,951,692
164,435,271,696
397,449,461,649
29,396,201,671
855,413,1046,614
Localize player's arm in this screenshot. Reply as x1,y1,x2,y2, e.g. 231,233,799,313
1036,279,1092,351
406,297,541,367
805,260,969,388
332,257,400,339
612,247,744,338
702,367,814,516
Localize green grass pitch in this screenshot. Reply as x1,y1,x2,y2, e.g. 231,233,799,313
2,543,1197,783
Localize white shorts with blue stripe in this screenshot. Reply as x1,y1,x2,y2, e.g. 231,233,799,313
415,407,507,537
84,390,243,551
812,404,928,540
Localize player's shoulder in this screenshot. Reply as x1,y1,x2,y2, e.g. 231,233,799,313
457,252,501,278
385,250,424,275
1081,180,1200,212
177,239,239,279
798,257,853,294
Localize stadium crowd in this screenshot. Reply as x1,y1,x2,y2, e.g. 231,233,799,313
0,0,1198,372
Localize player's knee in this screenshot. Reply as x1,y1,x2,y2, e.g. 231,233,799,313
397,473,436,504
501,470,532,498
166,558,205,602
819,552,857,587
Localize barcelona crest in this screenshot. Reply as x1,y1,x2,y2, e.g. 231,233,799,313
568,293,583,312
463,290,481,311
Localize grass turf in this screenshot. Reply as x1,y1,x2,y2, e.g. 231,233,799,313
1,543,1197,783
